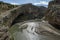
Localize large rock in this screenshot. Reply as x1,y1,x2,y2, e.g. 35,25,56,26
0,3,47,26
45,0,60,28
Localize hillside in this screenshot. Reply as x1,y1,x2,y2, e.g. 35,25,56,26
0,1,18,13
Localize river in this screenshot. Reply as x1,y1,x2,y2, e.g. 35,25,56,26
11,20,60,40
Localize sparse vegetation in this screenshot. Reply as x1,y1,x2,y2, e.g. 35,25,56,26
0,0,60,40
0,1,18,13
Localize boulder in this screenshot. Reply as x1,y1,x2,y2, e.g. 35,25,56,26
45,0,60,29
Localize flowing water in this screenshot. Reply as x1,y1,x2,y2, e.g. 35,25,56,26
11,20,60,40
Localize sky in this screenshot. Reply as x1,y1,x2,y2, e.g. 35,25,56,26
0,0,51,7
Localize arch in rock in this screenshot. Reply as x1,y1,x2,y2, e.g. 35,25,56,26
2,4,41,27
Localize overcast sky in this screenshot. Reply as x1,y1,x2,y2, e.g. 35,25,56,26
0,0,51,7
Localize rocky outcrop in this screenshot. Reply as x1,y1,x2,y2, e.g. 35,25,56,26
45,0,60,29
0,3,47,26
0,26,9,40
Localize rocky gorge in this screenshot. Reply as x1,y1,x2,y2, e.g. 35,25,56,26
0,0,60,40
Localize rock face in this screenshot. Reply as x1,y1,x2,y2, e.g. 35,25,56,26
0,26,9,40
12,4,47,25
0,3,47,26
45,0,60,28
